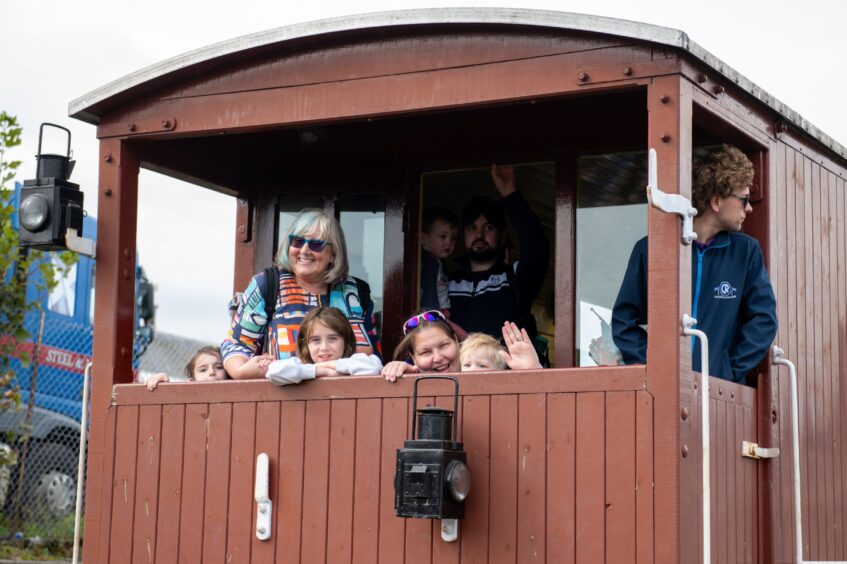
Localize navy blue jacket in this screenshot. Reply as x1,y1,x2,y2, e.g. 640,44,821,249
612,232,777,385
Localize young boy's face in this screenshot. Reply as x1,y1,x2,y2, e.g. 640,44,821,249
461,349,497,372
422,219,458,259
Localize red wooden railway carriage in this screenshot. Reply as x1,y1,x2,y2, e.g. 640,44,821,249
68,9,847,563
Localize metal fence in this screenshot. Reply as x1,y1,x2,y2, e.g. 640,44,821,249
1,318,211,544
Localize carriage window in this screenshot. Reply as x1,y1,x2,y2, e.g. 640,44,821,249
421,164,556,361
338,193,385,339
576,151,648,366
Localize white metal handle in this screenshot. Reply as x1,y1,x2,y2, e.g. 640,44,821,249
647,148,698,245
683,314,710,564
255,453,272,541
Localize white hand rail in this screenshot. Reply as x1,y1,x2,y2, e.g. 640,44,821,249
683,314,710,564
72,362,92,564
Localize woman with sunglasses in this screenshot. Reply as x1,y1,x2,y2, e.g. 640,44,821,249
382,311,540,382
222,208,377,379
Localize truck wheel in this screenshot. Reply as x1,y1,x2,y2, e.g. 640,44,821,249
23,442,78,521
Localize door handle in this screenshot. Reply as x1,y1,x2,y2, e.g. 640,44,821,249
255,453,272,541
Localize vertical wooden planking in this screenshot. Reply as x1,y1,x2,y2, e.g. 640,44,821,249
547,393,575,563
180,404,209,563
110,406,140,564
744,404,758,564
605,392,636,564
635,391,654,564
352,399,382,564
709,398,718,563
804,153,820,560
715,399,727,564
301,400,331,564
327,399,357,563
155,404,185,564
276,401,306,564
820,166,837,559
461,395,492,564
827,172,847,559
252,402,281,564
377,397,407,563
431,394,460,564
203,403,233,563
517,394,546,563
726,395,737,562
839,173,847,559
93,406,118,564
812,160,828,558
226,403,257,564
404,395,434,564
575,392,605,563
489,394,518,564
132,405,162,564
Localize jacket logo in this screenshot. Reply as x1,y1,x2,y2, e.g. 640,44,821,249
714,281,737,299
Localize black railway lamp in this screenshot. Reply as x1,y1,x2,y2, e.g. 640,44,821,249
395,376,471,542
18,123,92,255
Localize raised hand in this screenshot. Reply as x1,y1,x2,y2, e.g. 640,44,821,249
499,321,542,370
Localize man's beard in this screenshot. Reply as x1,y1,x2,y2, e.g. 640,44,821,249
468,245,499,263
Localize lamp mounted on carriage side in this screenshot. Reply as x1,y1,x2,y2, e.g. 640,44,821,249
395,376,471,543
18,123,94,257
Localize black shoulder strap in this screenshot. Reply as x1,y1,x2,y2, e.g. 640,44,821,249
263,266,279,324
352,276,371,312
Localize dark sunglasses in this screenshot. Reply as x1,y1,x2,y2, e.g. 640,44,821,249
403,310,447,335
288,234,332,252
730,194,751,207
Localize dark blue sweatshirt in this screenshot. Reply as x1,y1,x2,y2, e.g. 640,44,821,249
612,232,777,385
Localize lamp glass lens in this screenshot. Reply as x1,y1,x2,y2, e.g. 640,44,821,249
447,461,471,502
20,194,50,232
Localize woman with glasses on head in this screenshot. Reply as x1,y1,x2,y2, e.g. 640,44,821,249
382,311,540,382
222,208,377,379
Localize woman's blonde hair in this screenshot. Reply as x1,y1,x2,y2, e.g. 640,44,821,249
184,346,223,380
296,307,355,363
276,208,349,285
460,333,507,369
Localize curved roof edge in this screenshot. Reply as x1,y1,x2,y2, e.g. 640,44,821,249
69,7,846,161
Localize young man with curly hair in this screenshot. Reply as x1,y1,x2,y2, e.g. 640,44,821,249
612,145,777,385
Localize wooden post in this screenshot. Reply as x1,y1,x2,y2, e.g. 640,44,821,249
647,75,693,564
83,137,139,563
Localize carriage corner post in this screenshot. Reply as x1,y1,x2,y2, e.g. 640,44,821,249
394,375,471,543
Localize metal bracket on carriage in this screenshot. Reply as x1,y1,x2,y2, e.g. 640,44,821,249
574,58,679,86
254,453,272,541
646,148,698,245
65,228,96,258
741,440,780,460
99,116,177,138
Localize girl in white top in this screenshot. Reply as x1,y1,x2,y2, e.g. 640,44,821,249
267,306,382,386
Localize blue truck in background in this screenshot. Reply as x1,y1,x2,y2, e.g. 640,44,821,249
1,182,154,522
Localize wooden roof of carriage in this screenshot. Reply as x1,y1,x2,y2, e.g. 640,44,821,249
69,7,846,161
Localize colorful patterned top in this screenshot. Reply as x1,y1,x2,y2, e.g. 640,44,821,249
221,270,377,362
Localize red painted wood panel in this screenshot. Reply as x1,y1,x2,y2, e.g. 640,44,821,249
489,394,518,563
827,169,844,557
110,406,140,563
351,399,382,564
276,401,305,564
635,391,654,564
461,394,491,564
546,393,575,563
517,393,547,562
93,406,118,564
377,397,407,563
226,403,257,563
300,400,331,563
431,394,460,564
606,392,636,564
327,399,357,562
155,404,185,564
252,402,281,563
202,403,233,563
179,404,209,563
131,405,162,564
576,392,605,563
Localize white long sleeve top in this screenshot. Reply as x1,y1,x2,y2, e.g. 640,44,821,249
266,353,383,386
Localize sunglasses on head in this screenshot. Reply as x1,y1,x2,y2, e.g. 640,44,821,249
289,234,332,252
403,310,447,335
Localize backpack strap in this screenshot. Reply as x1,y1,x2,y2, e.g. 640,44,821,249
352,276,371,314
260,266,279,354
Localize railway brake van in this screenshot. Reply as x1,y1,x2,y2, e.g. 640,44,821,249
66,9,846,563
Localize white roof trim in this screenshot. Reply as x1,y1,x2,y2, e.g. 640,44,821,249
68,7,846,160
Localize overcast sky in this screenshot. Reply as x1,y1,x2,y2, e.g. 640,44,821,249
4,0,845,343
